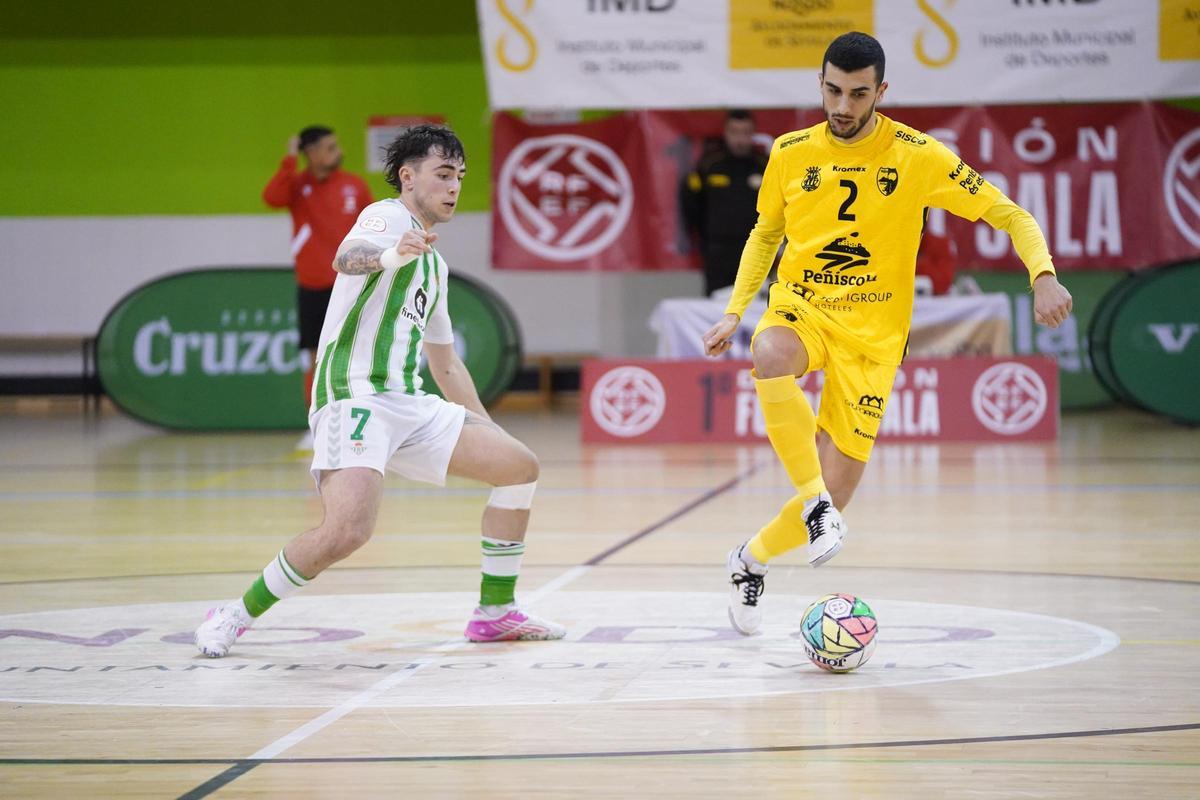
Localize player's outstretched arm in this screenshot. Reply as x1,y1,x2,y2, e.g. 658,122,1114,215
425,341,489,419
980,195,1071,328
333,230,437,275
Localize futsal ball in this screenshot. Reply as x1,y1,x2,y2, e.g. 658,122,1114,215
800,593,878,673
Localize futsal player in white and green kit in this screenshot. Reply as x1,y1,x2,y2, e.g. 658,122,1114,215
195,126,565,657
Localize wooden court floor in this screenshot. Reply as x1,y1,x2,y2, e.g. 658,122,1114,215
0,397,1197,798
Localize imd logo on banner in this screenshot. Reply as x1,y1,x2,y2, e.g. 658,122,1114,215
493,0,538,72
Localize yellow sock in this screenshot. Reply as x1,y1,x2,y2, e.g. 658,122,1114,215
748,495,808,563
755,374,827,498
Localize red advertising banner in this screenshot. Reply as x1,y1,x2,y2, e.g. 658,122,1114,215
580,357,1059,445
490,113,660,273
492,103,1200,273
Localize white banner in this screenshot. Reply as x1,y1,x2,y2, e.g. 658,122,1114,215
648,292,1013,360
477,0,1200,109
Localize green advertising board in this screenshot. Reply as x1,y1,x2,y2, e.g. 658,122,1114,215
97,268,522,430
1089,262,1200,424
962,270,1125,410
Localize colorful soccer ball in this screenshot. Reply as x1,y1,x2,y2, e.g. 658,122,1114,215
801,593,878,672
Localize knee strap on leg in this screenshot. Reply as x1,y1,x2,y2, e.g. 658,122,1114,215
488,481,537,510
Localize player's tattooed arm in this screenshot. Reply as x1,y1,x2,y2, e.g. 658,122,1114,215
333,231,437,275
333,241,385,275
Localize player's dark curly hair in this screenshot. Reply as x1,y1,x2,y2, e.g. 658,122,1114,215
822,32,886,85
383,125,466,194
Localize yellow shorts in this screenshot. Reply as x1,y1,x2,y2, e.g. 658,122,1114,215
752,282,898,462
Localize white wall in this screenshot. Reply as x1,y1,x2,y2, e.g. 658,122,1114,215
0,212,703,358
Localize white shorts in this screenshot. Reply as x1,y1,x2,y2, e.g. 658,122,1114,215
309,392,467,487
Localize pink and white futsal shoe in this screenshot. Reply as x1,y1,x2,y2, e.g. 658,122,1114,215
464,606,566,642
194,603,252,658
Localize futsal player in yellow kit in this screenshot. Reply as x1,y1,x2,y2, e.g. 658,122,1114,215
703,32,1074,635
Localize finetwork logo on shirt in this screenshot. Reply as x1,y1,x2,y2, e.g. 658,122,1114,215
402,287,429,329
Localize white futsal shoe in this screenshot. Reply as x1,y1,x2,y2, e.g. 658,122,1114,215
726,543,768,635
804,492,846,567
194,602,253,658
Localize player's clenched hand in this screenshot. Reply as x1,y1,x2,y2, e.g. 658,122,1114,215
1032,273,1073,328
394,229,439,261
702,313,741,357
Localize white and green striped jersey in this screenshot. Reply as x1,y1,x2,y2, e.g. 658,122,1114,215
310,199,453,414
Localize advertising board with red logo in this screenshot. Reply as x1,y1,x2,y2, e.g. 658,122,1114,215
581,357,1058,445
493,103,1200,273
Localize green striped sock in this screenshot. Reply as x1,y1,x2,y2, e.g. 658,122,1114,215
242,549,311,618
480,537,524,606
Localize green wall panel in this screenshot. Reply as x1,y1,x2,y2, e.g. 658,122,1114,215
0,1,489,216
2,5,1196,218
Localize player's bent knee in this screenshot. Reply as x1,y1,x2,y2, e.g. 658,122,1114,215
752,338,799,378
488,480,537,510
504,442,539,485
521,449,539,483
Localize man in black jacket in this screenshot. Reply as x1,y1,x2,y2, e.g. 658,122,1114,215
682,110,770,296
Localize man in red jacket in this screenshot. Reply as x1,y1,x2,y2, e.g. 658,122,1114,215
263,125,372,409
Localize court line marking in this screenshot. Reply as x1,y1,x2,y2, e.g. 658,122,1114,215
2,563,1199,589
243,566,592,761
4,481,1198,501
174,457,769,798
585,461,768,565
1,453,1195,473
0,593,1121,710
2,561,1200,592
241,460,770,757
3,722,1197,768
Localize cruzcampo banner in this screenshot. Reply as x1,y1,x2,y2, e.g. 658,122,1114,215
97,269,309,430
963,269,1126,410
98,268,523,430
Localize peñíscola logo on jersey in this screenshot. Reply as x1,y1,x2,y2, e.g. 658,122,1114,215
1164,128,1200,249
497,134,634,262
971,362,1048,435
590,366,667,438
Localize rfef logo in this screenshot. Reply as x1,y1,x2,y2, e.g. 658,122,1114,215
589,366,666,438
497,134,634,262
971,362,1048,435
1164,128,1200,249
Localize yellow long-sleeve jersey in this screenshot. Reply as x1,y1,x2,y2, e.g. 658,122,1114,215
725,113,1055,365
